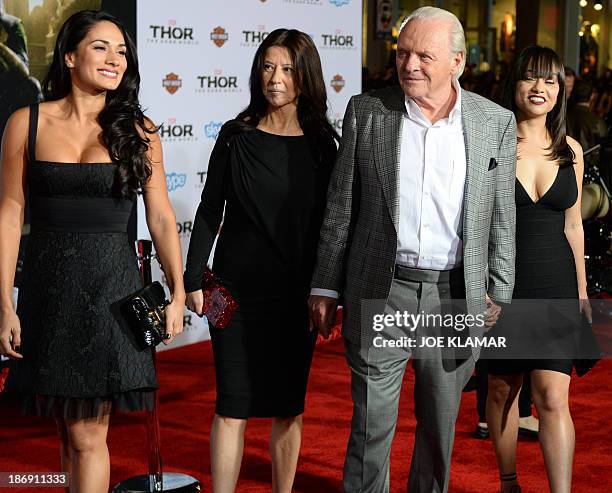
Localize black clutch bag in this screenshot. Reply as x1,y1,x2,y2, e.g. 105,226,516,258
573,315,602,377
121,281,170,350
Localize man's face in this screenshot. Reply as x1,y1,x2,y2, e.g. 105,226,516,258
396,18,463,101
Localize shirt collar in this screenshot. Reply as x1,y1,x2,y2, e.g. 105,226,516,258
404,78,462,126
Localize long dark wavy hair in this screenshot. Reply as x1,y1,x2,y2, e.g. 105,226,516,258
234,28,339,166
42,10,153,198
500,45,574,165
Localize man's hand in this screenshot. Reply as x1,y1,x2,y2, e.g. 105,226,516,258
308,295,338,339
484,294,502,331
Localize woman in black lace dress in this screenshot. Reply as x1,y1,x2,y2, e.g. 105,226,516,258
184,29,337,492
0,11,184,491
486,46,590,493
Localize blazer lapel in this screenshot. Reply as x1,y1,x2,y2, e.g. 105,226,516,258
461,90,488,236
373,89,404,232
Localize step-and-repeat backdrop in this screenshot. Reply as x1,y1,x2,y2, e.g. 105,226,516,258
136,0,362,349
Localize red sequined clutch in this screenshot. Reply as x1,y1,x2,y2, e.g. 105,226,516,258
202,268,238,329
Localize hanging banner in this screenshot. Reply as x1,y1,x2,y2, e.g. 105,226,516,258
375,0,394,40
136,0,362,349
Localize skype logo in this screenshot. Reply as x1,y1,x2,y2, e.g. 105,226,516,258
166,172,187,192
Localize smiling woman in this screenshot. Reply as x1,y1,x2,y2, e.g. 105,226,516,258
65,22,127,98
0,10,185,493
488,46,588,493
500,46,572,165
41,11,151,194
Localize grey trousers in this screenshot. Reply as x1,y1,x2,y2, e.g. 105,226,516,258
343,268,476,493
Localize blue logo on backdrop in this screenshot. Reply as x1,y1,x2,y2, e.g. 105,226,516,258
329,0,350,5
166,172,187,191
204,121,223,140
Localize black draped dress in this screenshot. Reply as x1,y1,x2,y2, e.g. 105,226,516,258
184,123,334,418
5,104,157,418
489,159,579,375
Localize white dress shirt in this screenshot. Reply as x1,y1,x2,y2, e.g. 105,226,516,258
397,79,466,270
311,80,467,299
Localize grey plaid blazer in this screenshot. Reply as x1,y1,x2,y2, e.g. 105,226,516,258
312,86,517,346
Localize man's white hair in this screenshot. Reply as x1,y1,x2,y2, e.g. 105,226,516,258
398,7,467,78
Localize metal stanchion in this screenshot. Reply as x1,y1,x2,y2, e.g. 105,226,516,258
112,240,201,493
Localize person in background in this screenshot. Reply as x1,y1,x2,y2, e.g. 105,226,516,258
593,69,612,121
0,1,41,139
0,11,184,492
0,1,28,69
564,65,576,103
567,79,608,153
473,363,538,439
184,29,337,493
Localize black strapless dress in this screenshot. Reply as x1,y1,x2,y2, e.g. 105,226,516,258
5,104,157,418
489,160,579,376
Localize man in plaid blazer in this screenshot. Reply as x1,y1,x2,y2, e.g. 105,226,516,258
309,7,516,493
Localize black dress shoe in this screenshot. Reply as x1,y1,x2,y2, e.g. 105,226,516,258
474,424,489,439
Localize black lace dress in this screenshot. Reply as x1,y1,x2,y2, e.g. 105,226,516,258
5,104,157,418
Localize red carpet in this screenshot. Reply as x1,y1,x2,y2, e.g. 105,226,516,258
1,339,610,492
